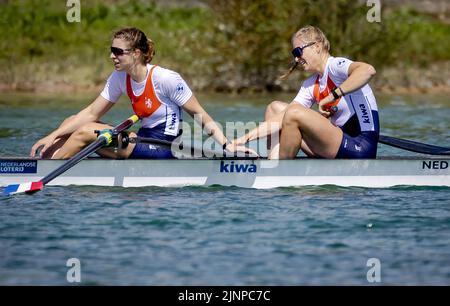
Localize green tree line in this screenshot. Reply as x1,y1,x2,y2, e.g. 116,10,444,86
0,0,449,92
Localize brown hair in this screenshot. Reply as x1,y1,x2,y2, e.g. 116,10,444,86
113,27,155,64
279,25,330,80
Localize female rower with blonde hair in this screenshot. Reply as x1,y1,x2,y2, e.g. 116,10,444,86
30,27,252,159
232,25,379,159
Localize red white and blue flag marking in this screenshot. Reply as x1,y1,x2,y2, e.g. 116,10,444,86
3,181,43,195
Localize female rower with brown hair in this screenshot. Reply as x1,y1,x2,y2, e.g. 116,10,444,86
30,27,252,159
232,25,379,159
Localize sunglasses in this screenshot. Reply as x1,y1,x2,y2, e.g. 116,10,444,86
291,42,316,58
110,46,133,56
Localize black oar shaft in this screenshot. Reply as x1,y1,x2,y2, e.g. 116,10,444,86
41,139,106,184
379,135,450,155
41,115,139,185
135,136,175,148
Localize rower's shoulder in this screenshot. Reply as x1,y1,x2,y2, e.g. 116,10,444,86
107,69,127,81
152,65,186,83
153,65,181,76
103,70,126,90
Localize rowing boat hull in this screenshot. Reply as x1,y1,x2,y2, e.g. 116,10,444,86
0,157,449,189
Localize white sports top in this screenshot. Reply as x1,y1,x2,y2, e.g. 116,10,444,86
293,56,379,136
100,64,193,136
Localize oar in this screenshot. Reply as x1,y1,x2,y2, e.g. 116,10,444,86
379,135,450,155
3,115,139,195
327,105,449,155
130,136,258,158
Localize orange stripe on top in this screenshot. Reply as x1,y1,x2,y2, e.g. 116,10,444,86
126,65,162,119
313,75,340,109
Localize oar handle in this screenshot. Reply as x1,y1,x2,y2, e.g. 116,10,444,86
113,115,139,133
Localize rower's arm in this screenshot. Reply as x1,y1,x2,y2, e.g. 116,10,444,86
317,62,376,117
182,95,229,147
339,62,376,95
49,95,114,139
240,112,284,144
30,95,115,157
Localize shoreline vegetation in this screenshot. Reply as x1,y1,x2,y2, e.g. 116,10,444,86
1,0,449,95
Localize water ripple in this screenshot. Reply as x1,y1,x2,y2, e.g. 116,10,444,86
1,95,450,285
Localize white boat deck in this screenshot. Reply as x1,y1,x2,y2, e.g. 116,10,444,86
1,156,449,188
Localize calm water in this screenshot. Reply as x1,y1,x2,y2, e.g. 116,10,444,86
0,92,449,285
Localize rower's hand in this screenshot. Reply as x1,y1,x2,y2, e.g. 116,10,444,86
30,135,57,158
318,95,336,118
225,143,259,158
